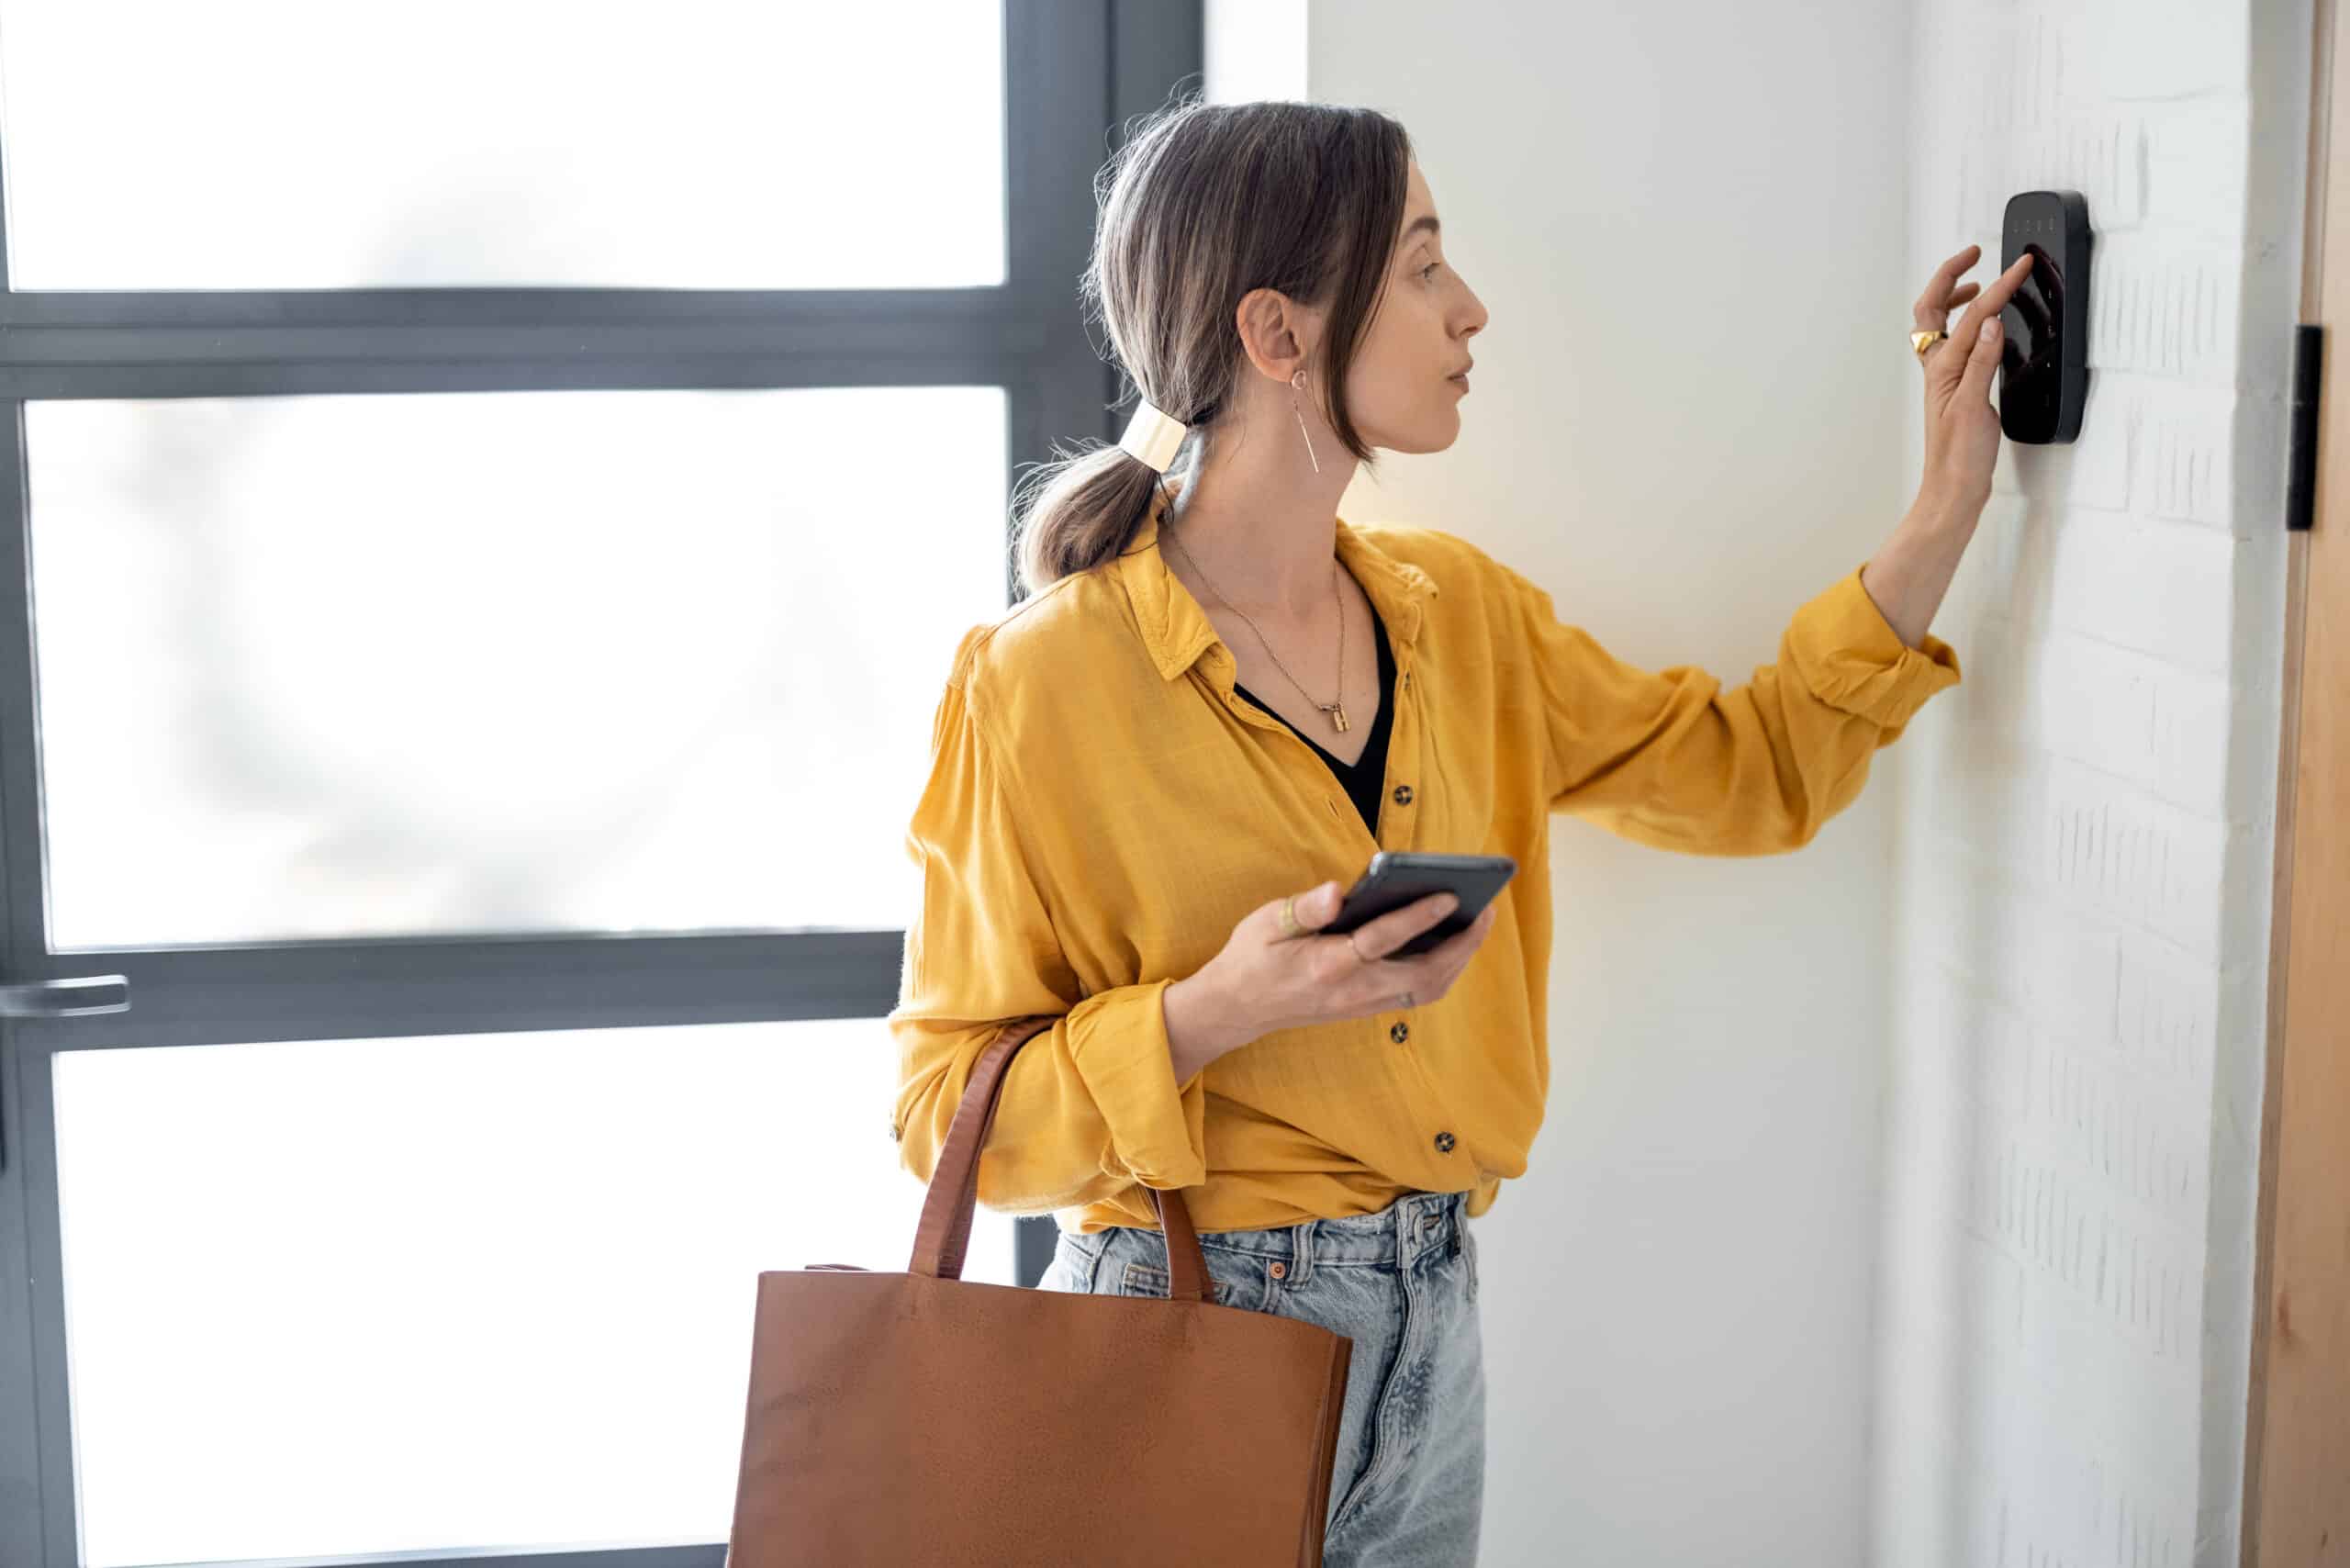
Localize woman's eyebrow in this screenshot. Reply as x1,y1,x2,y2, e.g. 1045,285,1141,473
1404,215,1441,241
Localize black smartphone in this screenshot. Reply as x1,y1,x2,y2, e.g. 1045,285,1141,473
1321,851,1517,958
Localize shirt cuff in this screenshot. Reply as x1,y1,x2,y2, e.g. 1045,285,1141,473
1785,562,1964,731
1066,977,1209,1190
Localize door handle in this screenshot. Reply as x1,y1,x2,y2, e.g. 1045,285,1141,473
0,976,130,1172
0,976,129,1016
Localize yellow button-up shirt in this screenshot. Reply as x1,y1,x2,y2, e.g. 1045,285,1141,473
889,486,1961,1237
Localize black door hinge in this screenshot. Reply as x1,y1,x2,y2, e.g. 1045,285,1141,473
2288,322,2321,533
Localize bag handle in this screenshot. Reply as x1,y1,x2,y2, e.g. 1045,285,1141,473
908,1014,1212,1302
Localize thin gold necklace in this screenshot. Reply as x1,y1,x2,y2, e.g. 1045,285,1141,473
1162,523,1351,734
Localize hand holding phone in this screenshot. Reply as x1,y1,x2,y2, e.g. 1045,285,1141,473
1322,852,1516,958
1177,852,1514,1060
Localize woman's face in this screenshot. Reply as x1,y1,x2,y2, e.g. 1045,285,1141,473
1345,159,1489,455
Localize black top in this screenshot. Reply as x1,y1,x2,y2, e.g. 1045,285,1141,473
1234,608,1396,839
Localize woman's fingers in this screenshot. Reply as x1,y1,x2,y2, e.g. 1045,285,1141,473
1919,252,2032,382
1942,254,2034,365
1913,244,1983,330
1393,903,1494,976
1956,307,2005,406
1915,280,1986,375
2007,263,2051,341
1310,900,1498,1018
1423,902,1497,964
1915,247,2032,366
1393,905,1497,994
1915,247,2006,374
1340,903,1494,1012
1344,891,1459,962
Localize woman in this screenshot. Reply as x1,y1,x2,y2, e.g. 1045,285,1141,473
888,96,2024,1566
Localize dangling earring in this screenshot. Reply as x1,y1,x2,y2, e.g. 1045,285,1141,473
1290,370,1321,475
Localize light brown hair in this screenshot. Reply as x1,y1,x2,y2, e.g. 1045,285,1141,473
1009,95,1415,599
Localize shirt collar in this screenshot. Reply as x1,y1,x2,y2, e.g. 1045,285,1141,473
1113,481,1441,685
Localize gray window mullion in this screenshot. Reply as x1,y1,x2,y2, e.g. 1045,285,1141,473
18,931,905,1056
0,290,1065,382
0,286,1031,330
0,350,1042,401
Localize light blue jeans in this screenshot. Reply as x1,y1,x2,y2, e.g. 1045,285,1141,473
1041,1188,1486,1566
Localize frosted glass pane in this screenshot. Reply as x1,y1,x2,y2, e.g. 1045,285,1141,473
51,1019,1013,1566
0,0,1004,289
27,387,1007,949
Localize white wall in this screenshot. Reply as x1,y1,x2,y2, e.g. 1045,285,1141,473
1216,1,2308,1562
1259,3,1920,1562
1871,1,2306,1563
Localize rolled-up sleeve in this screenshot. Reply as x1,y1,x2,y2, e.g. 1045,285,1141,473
888,648,1208,1213
1501,559,1962,856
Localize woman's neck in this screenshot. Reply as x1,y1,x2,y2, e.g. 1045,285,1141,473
1157,464,1350,622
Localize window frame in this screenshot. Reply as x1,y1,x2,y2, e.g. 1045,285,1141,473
0,6,1204,1564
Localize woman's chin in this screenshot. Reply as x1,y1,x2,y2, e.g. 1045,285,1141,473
1360,398,1467,456
1392,413,1465,456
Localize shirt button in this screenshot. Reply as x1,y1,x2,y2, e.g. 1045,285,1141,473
889,1121,901,1143
1392,784,1414,805
1435,1131,1457,1153
1390,1021,1410,1044
1402,672,1413,689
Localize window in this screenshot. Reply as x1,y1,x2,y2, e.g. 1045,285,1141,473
0,6,1204,1565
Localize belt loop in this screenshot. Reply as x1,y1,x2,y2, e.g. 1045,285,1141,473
1286,1218,1315,1284
1405,1190,1448,1265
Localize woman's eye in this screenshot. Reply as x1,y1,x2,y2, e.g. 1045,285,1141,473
1420,260,1442,281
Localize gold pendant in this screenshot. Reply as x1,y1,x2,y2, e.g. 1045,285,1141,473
1323,703,1349,734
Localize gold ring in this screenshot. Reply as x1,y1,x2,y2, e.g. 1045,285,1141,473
1277,897,1304,939
1911,329,1948,360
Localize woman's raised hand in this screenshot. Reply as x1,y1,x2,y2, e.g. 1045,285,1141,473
1915,244,2035,510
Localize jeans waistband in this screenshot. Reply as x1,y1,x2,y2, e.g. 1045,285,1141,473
1074,1188,1469,1282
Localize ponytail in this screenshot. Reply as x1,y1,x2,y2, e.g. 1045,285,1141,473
1009,440,1181,600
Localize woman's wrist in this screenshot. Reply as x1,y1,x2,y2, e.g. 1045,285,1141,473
1162,969,1258,1081
1913,480,1986,531
1860,490,1986,649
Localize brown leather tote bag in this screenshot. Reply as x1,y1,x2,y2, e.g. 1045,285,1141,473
722,1014,1354,1567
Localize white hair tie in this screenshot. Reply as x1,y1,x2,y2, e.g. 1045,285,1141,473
1116,398,1189,474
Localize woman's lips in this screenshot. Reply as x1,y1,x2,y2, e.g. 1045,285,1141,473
1448,373,1470,392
